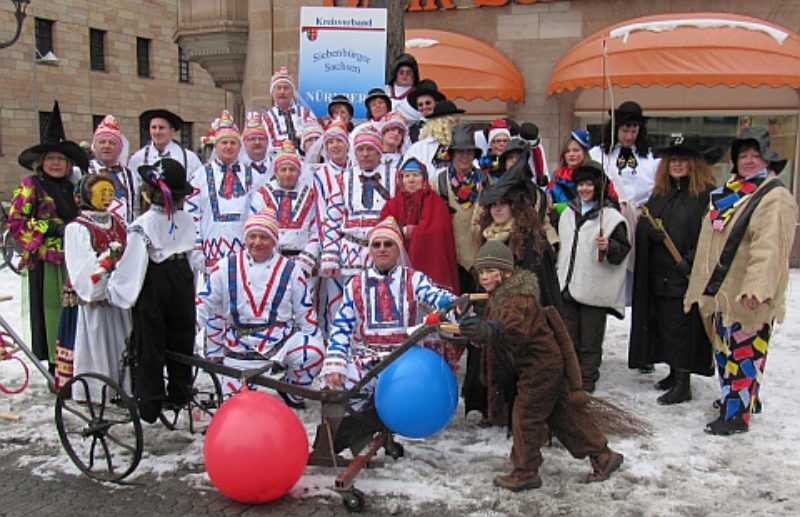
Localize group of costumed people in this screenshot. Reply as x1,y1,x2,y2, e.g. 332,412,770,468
7,50,797,492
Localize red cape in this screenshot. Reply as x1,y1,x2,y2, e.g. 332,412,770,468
381,189,460,294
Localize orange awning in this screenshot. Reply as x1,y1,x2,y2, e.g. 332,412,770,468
548,13,800,95
406,29,524,102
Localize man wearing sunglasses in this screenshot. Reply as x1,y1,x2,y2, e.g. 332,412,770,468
321,217,455,400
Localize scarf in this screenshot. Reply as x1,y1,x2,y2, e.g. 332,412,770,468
482,219,514,243
399,185,429,226
449,166,482,208
708,169,769,232
38,173,79,223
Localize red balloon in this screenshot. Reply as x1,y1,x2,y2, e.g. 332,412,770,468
204,387,309,503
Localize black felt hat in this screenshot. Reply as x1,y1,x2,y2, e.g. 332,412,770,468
427,100,465,119
137,158,193,197
364,88,391,118
660,137,723,166
612,101,648,126
141,109,184,131
18,101,89,171
328,94,354,118
407,79,446,109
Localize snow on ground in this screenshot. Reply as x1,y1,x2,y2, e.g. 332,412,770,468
2,267,800,515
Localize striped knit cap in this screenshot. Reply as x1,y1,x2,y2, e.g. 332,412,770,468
244,207,279,242
301,121,324,147
474,240,514,272
368,216,404,251
270,66,295,93
381,111,407,134
242,111,267,140
354,125,383,153
92,115,123,146
213,110,240,142
273,144,302,171
323,119,350,147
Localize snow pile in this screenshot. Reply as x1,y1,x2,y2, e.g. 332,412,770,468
2,268,800,514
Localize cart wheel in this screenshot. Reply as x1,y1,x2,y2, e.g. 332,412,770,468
159,365,224,433
55,373,143,482
341,487,366,513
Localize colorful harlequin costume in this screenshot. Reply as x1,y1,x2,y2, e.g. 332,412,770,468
88,114,140,224
197,208,324,401
685,127,797,434
320,125,397,277
264,67,317,159
313,120,352,335
65,175,131,401
321,217,455,399
250,147,319,276
241,111,272,180
186,111,264,358
9,101,85,371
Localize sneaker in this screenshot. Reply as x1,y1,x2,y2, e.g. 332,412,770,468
493,470,542,492
704,415,748,436
277,390,306,410
587,448,624,482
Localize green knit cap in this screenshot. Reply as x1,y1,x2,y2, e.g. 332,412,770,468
475,240,515,272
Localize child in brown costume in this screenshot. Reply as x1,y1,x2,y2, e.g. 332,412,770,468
460,241,624,491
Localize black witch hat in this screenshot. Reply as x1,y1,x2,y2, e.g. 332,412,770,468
479,145,535,206
18,101,89,171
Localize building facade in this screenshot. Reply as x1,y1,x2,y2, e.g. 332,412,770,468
0,0,226,197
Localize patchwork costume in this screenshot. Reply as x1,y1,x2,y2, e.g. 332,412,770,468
685,128,797,433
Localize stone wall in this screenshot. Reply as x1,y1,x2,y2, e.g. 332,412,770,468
0,0,225,198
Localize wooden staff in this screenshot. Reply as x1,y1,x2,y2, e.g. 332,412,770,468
597,38,614,263
640,206,685,269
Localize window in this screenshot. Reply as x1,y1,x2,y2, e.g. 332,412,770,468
178,47,190,83
92,115,105,133
180,122,193,149
90,29,106,71
39,111,52,143
35,18,54,56
136,37,151,78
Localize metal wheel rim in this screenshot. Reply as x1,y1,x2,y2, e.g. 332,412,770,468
55,373,143,482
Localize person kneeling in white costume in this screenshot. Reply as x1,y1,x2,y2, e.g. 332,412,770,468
197,207,324,408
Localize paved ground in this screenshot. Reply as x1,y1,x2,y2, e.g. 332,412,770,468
0,414,456,517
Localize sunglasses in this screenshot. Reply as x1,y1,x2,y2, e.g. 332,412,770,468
417,100,435,108
371,240,396,249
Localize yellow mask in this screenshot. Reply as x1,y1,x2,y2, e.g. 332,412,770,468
90,181,115,211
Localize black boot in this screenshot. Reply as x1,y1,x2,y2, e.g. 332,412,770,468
657,371,691,405
653,368,675,391
704,414,748,436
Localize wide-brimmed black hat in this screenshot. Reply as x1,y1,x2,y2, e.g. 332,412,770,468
449,124,481,158
730,126,787,174
364,88,391,112
328,94,354,118
660,137,723,166
18,101,89,171
141,109,184,131
499,138,530,166
138,158,193,197
427,100,465,120
407,79,446,109
480,145,534,207
572,160,604,184
612,101,648,126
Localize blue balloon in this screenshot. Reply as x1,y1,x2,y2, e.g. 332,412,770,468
375,345,458,439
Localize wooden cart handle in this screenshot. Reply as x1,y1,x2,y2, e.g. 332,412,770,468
439,323,461,334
